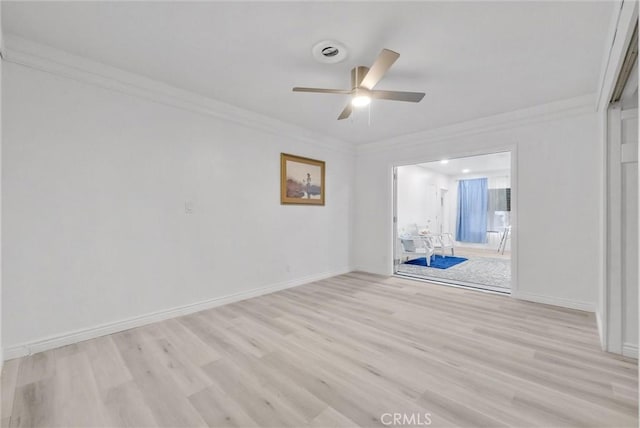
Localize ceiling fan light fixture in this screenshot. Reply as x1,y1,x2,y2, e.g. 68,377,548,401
292,48,425,120
351,88,371,107
352,95,371,107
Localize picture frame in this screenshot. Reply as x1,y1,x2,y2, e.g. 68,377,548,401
280,153,325,205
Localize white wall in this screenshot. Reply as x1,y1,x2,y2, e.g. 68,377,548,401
396,165,451,235
0,3,4,368
2,61,354,353
354,106,601,310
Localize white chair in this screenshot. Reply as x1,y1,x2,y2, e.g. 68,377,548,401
432,233,455,257
403,223,420,236
397,236,435,266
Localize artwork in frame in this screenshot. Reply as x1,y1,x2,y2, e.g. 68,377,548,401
280,153,325,205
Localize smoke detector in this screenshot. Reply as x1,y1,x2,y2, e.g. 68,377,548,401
312,40,347,64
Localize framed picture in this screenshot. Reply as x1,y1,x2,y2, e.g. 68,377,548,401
280,153,325,205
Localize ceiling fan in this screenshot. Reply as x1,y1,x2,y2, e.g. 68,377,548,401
293,48,425,120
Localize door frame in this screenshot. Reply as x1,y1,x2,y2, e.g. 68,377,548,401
391,146,519,296
594,0,638,355
604,100,638,357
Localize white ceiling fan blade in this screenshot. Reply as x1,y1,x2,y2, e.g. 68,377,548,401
371,90,425,102
293,87,352,94
337,102,352,120
360,49,400,90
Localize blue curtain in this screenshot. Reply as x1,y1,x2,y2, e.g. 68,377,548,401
456,178,488,243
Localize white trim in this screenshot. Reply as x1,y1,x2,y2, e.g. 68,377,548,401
393,274,509,296
606,104,625,355
622,343,638,359
391,166,399,275
357,94,595,154
2,35,354,156
509,145,519,297
621,142,638,163
3,267,352,361
620,108,638,120
598,105,608,352
597,0,639,356
596,310,605,350
513,291,595,313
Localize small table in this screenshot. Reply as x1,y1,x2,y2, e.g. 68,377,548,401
497,227,511,254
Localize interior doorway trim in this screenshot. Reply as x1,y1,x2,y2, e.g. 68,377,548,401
391,145,519,297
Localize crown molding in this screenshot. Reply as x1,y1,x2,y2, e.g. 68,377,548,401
2,34,599,158
357,93,596,154
3,34,355,156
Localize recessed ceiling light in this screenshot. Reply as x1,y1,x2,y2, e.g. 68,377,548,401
440,159,449,164
312,40,348,64
462,169,470,173
321,46,339,57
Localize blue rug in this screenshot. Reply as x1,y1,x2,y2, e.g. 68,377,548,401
404,255,468,269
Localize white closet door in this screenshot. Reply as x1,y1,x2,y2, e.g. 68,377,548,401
607,101,638,357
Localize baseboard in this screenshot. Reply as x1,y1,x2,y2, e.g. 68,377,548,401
622,343,638,359
352,265,392,276
512,291,595,312
3,267,352,360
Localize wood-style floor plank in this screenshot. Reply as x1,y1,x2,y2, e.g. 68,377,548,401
1,272,637,427
0,359,20,424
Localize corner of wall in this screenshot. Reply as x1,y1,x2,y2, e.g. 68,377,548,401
0,0,4,370
513,291,596,313
623,343,639,359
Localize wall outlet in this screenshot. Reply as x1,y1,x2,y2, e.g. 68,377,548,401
185,201,194,214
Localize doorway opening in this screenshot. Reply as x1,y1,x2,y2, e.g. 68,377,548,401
393,151,513,293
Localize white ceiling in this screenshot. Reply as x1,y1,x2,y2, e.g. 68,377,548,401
3,1,614,145
418,152,511,176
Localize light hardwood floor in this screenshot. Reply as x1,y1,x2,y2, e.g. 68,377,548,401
454,247,511,261
1,272,637,427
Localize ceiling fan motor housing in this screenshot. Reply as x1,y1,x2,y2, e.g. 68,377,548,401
351,66,369,88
